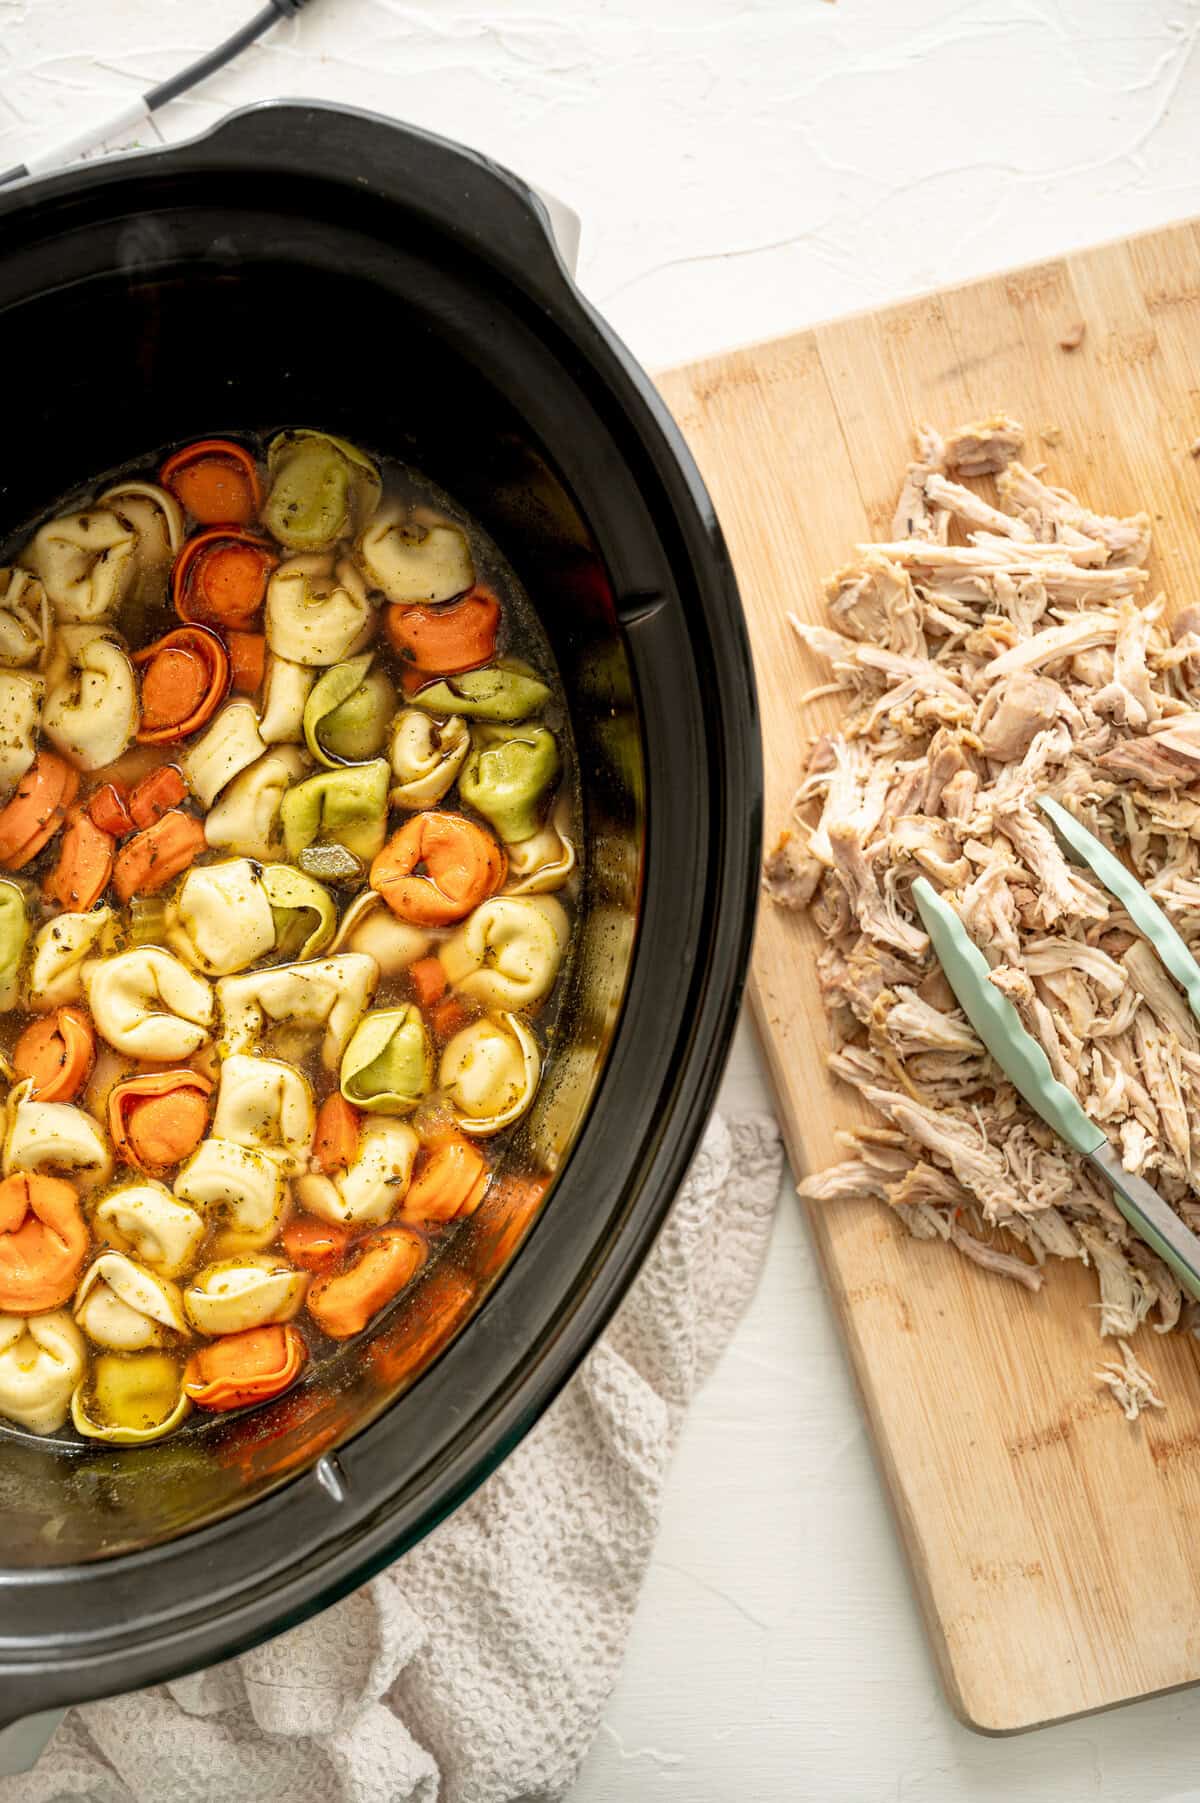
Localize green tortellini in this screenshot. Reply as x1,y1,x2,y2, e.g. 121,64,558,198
340,1005,433,1113
279,759,390,865
0,879,28,1013
303,654,396,766
460,724,559,843
260,864,337,960
262,430,381,552
408,660,551,722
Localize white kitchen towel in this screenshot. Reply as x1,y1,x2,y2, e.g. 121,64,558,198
3,1112,782,1803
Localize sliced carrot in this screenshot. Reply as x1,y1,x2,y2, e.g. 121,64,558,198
128,765,188,830
43,809,114,912
174,528,275,631
282,1213,355,1274
184,1324,307,1411
113,809,206,902
312,1092,361,1176
227,631,266,695
408,955,447,1009
306,1227,426,1340
161,439,262,526
134,625,230,744
12,1006,95,1104
401,1138,488,1226
384,587,501,676
370,812,506,927
0,1172,89,1313
0,750,79,869
88,782,133,837
108,1069,213,1174
430,995,473,1042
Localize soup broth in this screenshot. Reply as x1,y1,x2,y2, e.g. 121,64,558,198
0,431,579,1446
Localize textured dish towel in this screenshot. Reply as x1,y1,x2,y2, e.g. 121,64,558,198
4,1112,782,1803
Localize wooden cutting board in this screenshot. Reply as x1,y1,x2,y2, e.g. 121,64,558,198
658,219,1200,1735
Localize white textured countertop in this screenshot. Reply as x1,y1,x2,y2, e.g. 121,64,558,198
8,2,1200,1796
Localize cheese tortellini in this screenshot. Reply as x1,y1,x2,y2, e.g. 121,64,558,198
441,897,568,1010
0,567,50,668
174,1138,290,1255
5,1084,113,1188
0,881,28,1014
84,948,214,1060
43,626,139,770
184,1255,306,1335
204,745,309,859
439,1012,541,1136
266,554,375,666
0,1310,86,1434
258,655,316,744
330,892,430,975
74,1252,188,1350
388,708,470,808
0,670,44,795
296,1117,419,1226
21,506,137,623
504,804,577,895
168,859,277,976
211,1054,315,1176
358,508,474,603
183,699,268,808
217,954,377,1070
93,1181,206,1280
28,907,119,1010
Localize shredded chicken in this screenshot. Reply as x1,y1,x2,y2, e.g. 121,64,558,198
779,417,1200,1413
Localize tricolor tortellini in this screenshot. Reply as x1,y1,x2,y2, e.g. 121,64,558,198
0,429,577,1446
440,897,569,1011
43,626,139,771
217,954,376,1070
0,1310,86,1433
85,948,214,1060
439,1012,541,1136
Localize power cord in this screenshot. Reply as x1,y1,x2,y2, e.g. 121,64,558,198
0,0,318,188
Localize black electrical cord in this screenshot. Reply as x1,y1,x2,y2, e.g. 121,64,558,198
0,0,315,188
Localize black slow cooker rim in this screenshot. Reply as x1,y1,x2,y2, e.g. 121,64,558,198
0,100,762,1723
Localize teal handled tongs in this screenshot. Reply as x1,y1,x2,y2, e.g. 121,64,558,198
912,794,1200,1301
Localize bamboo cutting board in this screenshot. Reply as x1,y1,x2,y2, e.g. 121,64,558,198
658,219,1200,1734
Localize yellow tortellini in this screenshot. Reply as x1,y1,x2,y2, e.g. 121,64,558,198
184,1255,306,1336
258,654,316,744
0,567,50,668
5,1082,112,1188
295,1117,419,1226
74,1252,188,1350
84,948,214,1060
21,506,137,622
43,626,138,771
439,1012,541,1136
503,803,577,895
174,1138,290,1255
388,708,470,808
182,699,268,809
339,1006,432,1113
261,865,336,962
330,892,430,975
211,1054,315,1177
441,897,569,1011
0,670,43,795
217,954,377,1071
203,745,310,860
358,507,474,603
96,481,183,585
93,1181,207,1280
0,1310,86,1434
168,859,277,976
266,554,375,666
0,881,28,1014
71,1350,190,1444
28,907,119,1010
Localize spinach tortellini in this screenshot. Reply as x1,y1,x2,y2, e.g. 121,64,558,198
304,654,395,765
339,1006,432,1113
262,430,381,552
460,725,560,843
407,660,551,722
280,760,390,865
0,1310,85,1433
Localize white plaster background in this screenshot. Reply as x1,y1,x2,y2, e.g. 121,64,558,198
6,2,1200,1797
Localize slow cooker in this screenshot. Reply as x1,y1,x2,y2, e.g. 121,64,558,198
0,100,760,1735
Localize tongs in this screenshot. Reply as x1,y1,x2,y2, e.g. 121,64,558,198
913,794,1200,1301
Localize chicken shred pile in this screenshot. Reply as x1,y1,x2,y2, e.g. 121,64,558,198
766,413,1200,1417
